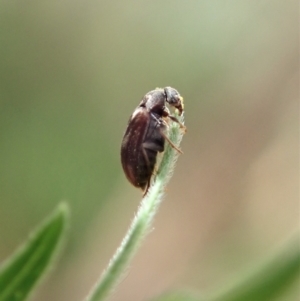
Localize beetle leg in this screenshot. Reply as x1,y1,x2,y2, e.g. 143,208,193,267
141,145,152,172
153,165,159,175
150,112,184,153
161,108,186,132
143,180,150,196
159,129,183,154
168,115,187,132
141,141,164,196
141,147,152,197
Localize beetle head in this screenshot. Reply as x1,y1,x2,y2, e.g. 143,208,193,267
164,87,184,115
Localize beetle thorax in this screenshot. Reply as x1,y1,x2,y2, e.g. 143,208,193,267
143,93,165,115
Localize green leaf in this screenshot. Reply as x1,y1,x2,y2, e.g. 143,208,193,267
208,236,300,301
0,203,69,301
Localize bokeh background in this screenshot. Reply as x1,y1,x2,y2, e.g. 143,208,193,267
0,1,299,300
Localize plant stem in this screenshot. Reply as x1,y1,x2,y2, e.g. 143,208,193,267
86,113,185,301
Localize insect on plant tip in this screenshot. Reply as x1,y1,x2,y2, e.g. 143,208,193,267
120,86,186,195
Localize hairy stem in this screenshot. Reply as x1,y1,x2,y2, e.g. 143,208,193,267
86,113,185,301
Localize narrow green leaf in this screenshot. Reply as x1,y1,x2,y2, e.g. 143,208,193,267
0,203,69,301
209,236,300,301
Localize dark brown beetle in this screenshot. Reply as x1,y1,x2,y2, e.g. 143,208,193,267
121,87,185,195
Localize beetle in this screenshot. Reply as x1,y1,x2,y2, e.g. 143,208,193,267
121,86,185,195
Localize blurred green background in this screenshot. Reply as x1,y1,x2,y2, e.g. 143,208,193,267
0,1,298,300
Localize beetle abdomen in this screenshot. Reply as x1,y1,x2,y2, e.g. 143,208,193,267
121,110,165,190
135,149,157,189
122,135,165,189
121,109,150,189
